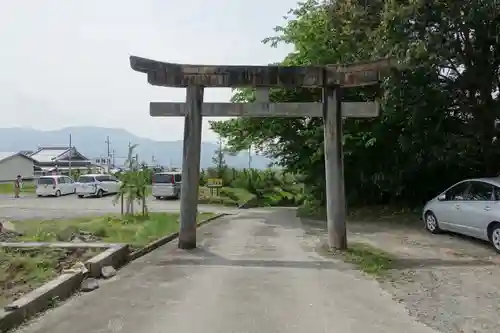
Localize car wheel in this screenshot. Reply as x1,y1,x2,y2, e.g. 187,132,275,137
78,195,84,198
489,223,500,254
424,211,441,234
155,196,161,200
96,189,103,198
37,195,42,198
55,190,61,197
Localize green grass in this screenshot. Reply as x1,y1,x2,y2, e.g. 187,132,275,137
339,243,395,276
15,212,215,249
198,187,241,206
0,247,101,306
318,242,395,276
0,182,36,194
220,187,255,205
198,186,301,208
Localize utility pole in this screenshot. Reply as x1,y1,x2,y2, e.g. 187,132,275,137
68,134,72,177
112,149,116,168
105,136,111,173
248,144,252,170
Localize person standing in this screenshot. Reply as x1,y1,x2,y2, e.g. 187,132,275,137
13,175,22,198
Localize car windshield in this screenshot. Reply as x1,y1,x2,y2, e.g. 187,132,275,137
77,176,95,183
153,174,173,183
38,177,55,185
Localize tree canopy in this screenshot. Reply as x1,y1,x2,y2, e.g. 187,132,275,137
210,0,500,208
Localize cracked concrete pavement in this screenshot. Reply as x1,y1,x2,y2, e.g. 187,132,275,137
15,208,439,333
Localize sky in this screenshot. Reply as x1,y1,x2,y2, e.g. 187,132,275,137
0,0,296,142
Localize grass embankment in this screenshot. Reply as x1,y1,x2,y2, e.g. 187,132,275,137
0,183,36,194
198,186,303,208
0,247,101,306
14,212,215,250
198,187,254,207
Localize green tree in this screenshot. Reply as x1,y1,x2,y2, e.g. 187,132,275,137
211,0,500,210
211,0,384,208
212,137,227,179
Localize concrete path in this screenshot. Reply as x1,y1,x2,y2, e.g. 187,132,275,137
16,209,439,333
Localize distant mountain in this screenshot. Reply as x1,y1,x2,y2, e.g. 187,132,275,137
0,127,272,169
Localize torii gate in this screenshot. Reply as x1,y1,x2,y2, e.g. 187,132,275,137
130,56,394,250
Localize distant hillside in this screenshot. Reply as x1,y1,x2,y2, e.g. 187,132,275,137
0,127,272,169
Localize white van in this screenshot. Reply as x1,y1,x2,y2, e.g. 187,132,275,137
36,175,76,197
152,172,182,200
75,174,121,198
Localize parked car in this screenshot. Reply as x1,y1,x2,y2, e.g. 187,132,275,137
152,171,182,200
75,174,121,198
423,177,500,253
36,175,76,197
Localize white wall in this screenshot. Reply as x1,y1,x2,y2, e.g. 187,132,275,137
0,155,34,182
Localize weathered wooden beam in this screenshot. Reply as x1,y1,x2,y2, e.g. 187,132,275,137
130,56,324,88
149,101,379,118
130,55,397,88
326,58,397,87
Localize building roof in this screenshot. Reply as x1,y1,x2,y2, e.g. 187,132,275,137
0,152,36,163
30,147,70,163
30,146,89,163
18,150,34,156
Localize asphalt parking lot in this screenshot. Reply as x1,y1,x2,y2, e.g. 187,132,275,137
0,194,238,220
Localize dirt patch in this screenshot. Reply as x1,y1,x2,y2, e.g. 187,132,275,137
300,217,500,333
0,247,101,307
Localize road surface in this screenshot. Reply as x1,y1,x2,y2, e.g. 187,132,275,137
15,208,438,333
0,195,236,220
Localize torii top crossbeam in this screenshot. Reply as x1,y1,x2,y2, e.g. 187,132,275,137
129,56,396,88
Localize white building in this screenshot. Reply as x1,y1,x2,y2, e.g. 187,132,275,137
0,152,36,182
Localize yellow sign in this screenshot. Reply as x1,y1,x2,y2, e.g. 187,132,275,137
207,178,223,187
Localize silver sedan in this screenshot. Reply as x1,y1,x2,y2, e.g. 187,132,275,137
423,177,500,253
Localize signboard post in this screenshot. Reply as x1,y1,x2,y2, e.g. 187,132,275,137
207,178,223,197
130,56,395,250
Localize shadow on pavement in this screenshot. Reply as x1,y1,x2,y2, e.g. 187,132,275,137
153,247,351,270
152,247,494,271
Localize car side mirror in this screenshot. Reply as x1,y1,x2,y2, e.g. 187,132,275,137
437,193,446,201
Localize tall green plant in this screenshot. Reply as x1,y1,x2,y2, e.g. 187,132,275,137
113,144,149,216
212,137,228,179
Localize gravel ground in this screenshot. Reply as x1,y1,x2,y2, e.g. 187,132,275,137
301,219,500,333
